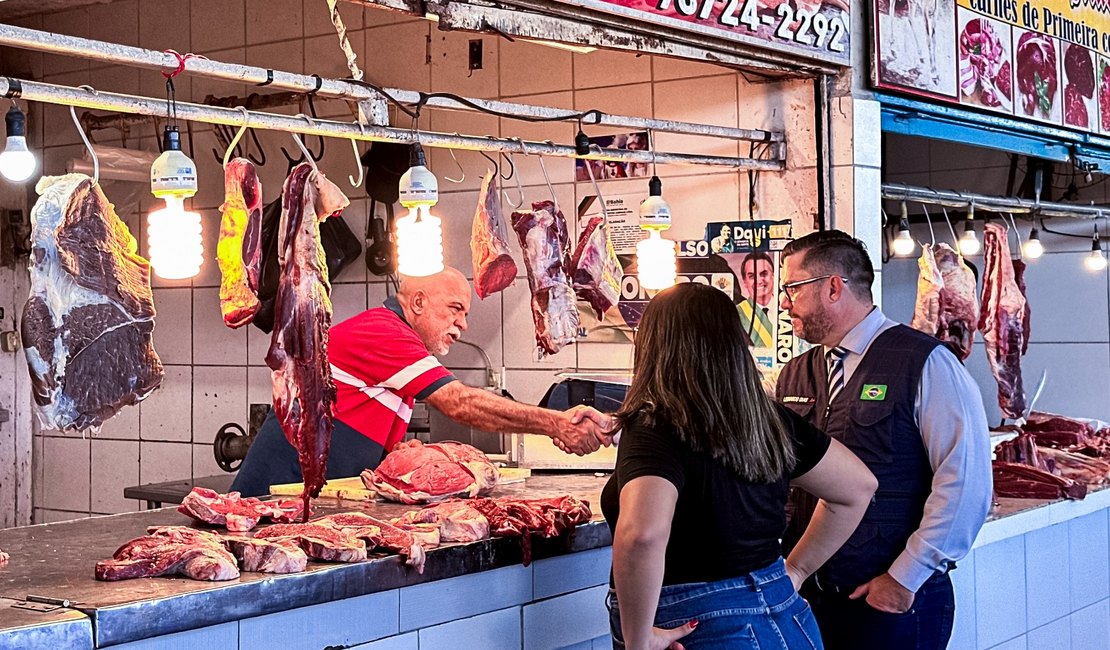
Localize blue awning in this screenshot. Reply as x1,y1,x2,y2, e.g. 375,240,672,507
877,92,1110,171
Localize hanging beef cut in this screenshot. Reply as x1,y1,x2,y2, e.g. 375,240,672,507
218,158,264,328
21,174,164,432
470,171,517,299
979,222,1027,419
361,440,499,504
267,163,350,518
910,244,944,336
1012,257,1031,354
570,216,623,320
511,200,580,357
931,243,980,360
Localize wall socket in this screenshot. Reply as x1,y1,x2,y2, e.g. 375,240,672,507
468,39,483,72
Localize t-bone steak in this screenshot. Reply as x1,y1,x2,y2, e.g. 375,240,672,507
22,174,164,431
361,440,499,504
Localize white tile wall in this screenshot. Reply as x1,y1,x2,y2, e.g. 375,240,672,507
1025,523,1070,630
1026,616,1070,650
399,564,533,631
29,1,820,521
1068,512,1110,610
1069,599,1110,650
91,439,140,514
976,535,1027,649
238,590,399,650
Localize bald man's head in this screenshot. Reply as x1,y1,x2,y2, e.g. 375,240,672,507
396,267,472,355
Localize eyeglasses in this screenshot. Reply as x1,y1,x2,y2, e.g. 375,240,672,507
781,275,849,300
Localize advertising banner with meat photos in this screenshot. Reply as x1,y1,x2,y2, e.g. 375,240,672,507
586,218,807,374
871,0,1110,135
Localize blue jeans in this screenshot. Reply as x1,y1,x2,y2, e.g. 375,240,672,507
607,558,823,650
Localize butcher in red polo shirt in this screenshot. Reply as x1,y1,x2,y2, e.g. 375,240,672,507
231,267,611,497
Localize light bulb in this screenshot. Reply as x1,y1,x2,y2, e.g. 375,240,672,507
892,223,915,256
1022,228,1044,259
959,222,981,256
148,196,203,279
396,206,444,277
637,230,677,291
1087,234,1107,272
1,104,37,183
148,125,202,279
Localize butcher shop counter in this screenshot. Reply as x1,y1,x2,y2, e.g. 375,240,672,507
0,473,615,650
948,485,1110,649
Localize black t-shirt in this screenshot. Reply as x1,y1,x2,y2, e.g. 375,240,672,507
600,403,831,586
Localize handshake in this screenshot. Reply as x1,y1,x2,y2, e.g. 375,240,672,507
550,406,617,456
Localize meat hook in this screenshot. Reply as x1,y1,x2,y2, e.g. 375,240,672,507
940,205,960,252
502,139,525,209
442,134,466,184
1005,212,1023,259
348,120,366,189
584,151,609,224
72,85,99,185
222,107,251,170
920,203,937,246
538,143,558,213
289,113,319,172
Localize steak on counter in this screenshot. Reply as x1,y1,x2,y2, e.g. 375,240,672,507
470,170,517,299
315,512,427,573
993,461,1086,500
254,522,367,563
95,527,239,582
267,163,350,517
178,487,304,532
361,440,499,504
394,501,491,543
22,174,164,432
224,536,308,574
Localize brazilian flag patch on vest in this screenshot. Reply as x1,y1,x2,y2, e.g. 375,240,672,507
860,384,887,401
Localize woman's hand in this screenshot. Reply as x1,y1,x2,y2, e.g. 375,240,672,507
629,620,697,650
785,561,809,592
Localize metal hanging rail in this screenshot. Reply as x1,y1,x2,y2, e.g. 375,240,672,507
882,183,1106,220
0,78,783,170
0,23,783,146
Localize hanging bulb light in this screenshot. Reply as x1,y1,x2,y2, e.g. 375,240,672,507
148,125,203,279
892,202,915,257
1086,225,1107,272
958,204,981,256
1023,223,1044,259
396,143,443,277
0,103,37,183
637,175,677,291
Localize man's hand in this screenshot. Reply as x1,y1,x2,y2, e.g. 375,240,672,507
848,572,915,613
550,408,611,456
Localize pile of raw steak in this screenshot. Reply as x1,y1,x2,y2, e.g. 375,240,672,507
993,411,1110,500
360,440,500,504
96,488,592,581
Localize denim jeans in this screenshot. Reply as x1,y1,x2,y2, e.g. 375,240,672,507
607,558,823,650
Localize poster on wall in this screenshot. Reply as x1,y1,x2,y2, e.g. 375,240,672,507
575,133,651,182
581,218,805,372
552,0,851,66
872,0,1110,134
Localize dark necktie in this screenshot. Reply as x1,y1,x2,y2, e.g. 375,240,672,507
826,346,848,403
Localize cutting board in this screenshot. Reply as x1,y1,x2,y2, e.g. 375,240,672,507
269,468,532,501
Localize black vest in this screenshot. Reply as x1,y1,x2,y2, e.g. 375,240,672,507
777,325,940,587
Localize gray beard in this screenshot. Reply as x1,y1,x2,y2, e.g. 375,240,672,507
798,306,834,345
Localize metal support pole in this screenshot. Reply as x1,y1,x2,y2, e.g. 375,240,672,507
882,183,1104,220
0,78,783,170
0,23,782,145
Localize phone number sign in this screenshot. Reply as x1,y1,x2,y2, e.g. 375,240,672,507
554,0,850,66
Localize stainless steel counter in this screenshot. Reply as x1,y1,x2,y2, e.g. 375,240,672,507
0,597,93,649
0,473,612,648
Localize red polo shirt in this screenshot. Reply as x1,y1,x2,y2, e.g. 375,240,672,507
329,297,456,450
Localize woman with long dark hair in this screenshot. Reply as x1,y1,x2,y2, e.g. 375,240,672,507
602,283,877,650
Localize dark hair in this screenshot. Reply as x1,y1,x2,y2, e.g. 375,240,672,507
781,230,874,301
742,251,774,274
614,283,795,482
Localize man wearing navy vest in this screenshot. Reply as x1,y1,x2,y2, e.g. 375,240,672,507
776,230,991,650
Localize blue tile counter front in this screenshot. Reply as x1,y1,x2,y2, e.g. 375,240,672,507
0,474,613,649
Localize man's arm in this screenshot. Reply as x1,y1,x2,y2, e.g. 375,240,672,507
866,347,993,609
425,380,610,455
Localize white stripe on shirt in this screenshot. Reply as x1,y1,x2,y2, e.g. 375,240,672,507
381,355,442,391
330,364,414,422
